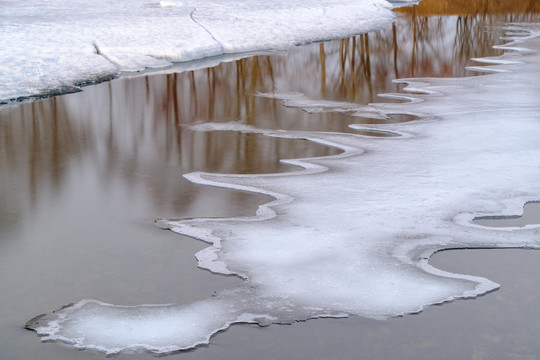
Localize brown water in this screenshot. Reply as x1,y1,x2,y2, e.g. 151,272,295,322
1,0,540,359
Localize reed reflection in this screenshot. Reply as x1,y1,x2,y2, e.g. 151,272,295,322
0,72,340,233
286,0,539,103
0,99,92,232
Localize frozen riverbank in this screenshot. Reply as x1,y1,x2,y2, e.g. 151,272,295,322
26,20,540,356
0,0,403,105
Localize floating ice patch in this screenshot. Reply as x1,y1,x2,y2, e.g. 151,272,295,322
28,295,278,355
0,0,397,104
28,24,540,355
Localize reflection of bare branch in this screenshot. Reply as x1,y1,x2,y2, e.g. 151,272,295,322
264,57,275,93
339,39,351,94
0,95,92,227
392,23,399,79
319,43,326,95
395,0,540,16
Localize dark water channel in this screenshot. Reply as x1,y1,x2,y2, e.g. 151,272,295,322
1,0,540,359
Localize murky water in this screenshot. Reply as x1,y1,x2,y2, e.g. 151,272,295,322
473,202,540,228
1,0,539,359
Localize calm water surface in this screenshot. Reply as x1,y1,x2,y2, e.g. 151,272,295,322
1,0,539,359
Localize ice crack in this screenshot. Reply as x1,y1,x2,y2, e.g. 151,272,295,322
92,42,117,69
189,8,224,54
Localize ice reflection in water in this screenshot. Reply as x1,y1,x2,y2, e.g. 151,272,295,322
0,0,539,358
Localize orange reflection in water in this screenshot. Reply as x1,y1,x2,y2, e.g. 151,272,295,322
1,1,539,233
292,5,539,103
0,69,346,234
396,0,540,16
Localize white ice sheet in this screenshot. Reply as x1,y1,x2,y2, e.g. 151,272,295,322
31,24,540,355
0,0,397,104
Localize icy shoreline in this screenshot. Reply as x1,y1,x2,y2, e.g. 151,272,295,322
26,23,540,355
0,0,402,105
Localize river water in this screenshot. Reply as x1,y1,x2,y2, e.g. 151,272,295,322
1,0,539,359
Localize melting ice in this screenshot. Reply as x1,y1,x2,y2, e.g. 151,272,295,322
27,22,540,355
0,0,398,104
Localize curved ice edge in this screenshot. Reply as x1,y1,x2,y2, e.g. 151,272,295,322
30,299,265,355
165,129,366,276
356,243,504,319
493,25,539,53
347,124,404,137
413,241,540,309
30,297,349,356
466,56,526,74
28,239,511,356
454,197,540,232
418,248,500,300
22,243,516,357
167,126,518,302
377,92,426,103
256,91,428,121
389,196,540,317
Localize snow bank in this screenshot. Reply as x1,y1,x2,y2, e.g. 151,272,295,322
0,0,397,104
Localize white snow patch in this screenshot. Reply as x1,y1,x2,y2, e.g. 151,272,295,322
0,0,396,104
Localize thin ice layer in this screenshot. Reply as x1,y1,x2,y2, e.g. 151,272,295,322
31,293,279,355
31,25,540,354
0,0,396,104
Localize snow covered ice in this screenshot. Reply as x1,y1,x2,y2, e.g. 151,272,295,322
24,20,540,355
0,0,397,104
